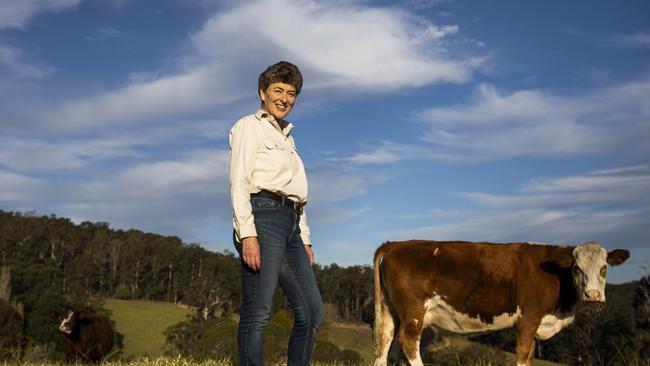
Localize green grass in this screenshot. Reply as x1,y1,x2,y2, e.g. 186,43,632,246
101,299,565,365
320,322,374,364
16,356,353,366
104,299,193,359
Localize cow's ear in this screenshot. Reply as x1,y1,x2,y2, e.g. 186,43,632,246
553,249,574,268
607,249,630,266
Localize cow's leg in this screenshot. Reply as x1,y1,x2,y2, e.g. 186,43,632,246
516,317,541,366
396,311,425,366
373,298,395,366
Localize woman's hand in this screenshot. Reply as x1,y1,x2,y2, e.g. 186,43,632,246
304,245,314,266
242,236,261,272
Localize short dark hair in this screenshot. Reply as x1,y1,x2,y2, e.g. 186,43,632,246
258,61,303,96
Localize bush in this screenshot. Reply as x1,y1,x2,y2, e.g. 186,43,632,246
312,340,363,365
0,301,21,361
113,284,131,300
165,311,363,365
166,312,293,363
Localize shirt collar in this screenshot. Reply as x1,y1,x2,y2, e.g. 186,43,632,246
254,109,294,136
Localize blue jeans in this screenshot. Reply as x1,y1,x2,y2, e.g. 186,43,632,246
234,196,324,366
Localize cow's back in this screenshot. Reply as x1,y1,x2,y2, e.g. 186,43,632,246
378,241,567,326
75,312,114,362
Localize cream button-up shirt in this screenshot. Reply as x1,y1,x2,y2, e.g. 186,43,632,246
229,109,311,245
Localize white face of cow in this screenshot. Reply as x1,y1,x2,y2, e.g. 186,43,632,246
59,310,75,335
572,243,608,302
571,242,630,302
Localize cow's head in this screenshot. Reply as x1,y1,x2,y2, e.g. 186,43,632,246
555,242,629,302
51,309,77,335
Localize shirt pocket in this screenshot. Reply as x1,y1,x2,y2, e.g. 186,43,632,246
263,138,285,151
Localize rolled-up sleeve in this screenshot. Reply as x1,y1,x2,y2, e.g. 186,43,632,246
229,119,258,241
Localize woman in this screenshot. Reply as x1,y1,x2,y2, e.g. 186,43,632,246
229,61,324,366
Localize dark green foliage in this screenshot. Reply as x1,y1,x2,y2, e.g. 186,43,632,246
165,311,363,364
113,284,131,300
633,274,650,364
538,282,640,366
468,280,650,366
312,340,363,365
0,301,22,360
165,316,239,361
0,211,244,355
315,263,373,321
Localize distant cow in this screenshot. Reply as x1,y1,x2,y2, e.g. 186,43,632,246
373,241,629,366
52,310,114,363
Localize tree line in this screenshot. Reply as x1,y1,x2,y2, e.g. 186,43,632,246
0,210,372,361
2,209,647,365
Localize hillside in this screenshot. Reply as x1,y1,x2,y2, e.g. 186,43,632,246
105,299,193,358
100,301,565,366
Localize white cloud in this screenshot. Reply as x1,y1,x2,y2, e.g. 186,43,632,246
52,63,245,129
522,166,650,194
611,31,650,48
85,26,122,42
331,141,443,164
0,137,142,172
454,166,650,211
0,117,229,173
405,0,452,10
0,0,82,29
0,43,52,79
27,0,481,131
338,79,650,163
0,148,231,238
194,0,475,90
418,81,650,159
307,164,387,207
0,144,389,243
0,171,48,204
383,166,650,249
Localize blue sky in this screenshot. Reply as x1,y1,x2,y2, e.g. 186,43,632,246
1,0,649,283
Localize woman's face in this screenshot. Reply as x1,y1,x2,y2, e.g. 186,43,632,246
259,82,297,121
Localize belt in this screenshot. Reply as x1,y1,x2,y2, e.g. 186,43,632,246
251,190,305,214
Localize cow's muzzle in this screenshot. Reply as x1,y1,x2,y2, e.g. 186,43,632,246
584,290,603,302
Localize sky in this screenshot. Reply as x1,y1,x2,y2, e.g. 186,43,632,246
0,0,649,283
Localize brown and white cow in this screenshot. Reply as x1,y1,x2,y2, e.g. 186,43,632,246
52,310,114,363
372,240,629,366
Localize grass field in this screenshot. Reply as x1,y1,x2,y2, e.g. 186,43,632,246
18,357,348,366
103,299,564,366
320,322,374,364
104,299,193,359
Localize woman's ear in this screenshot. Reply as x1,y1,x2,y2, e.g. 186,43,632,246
259,89,266,104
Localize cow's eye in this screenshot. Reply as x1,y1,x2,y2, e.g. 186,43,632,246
600,265,607,277
572,265,581,275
